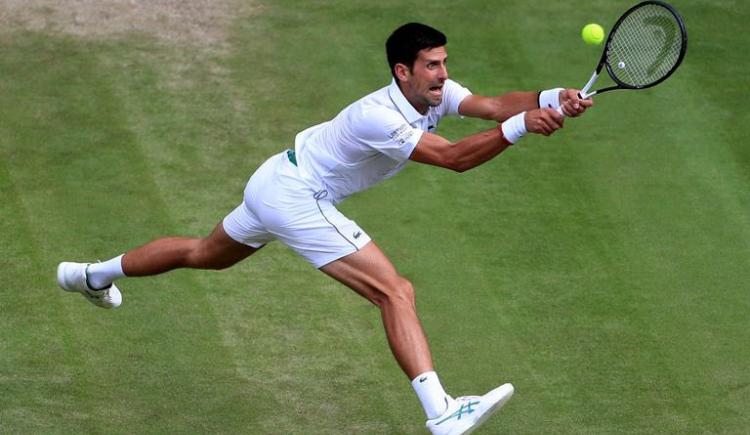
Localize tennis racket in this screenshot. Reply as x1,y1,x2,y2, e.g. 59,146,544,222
572,0,688,102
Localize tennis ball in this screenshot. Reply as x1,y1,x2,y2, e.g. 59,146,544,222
581,23,604,45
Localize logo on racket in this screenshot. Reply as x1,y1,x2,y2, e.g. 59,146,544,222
644,15,678,76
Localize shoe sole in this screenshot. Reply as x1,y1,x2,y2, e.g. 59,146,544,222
461,383,514,435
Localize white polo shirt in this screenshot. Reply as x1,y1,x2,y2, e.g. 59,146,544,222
294,78,472,203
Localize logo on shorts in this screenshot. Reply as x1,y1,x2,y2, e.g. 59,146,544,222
353,231,362,239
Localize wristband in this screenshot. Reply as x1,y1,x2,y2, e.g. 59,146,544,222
538,87,564,110
499,112,527,144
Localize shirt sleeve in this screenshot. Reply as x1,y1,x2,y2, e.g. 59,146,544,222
351,106,423,161
441,79,472,116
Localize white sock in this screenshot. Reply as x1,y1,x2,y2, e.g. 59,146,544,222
86,254,126,290
411,371,450,419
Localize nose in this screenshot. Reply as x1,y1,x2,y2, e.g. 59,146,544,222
438,64,448,80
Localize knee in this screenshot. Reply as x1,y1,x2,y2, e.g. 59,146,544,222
187,239,235,270
203,258,236,271
377,277,416,309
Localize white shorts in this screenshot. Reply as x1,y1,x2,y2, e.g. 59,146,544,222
222,151,371,268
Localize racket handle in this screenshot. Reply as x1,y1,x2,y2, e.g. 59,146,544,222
555,91,596,117
581,72,599,98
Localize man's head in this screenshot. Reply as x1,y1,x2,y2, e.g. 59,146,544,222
386,23,449,114
386,23,447,79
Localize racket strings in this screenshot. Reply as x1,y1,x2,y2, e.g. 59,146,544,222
607,4,684,87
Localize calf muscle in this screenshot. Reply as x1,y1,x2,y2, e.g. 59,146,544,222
321,242,434,379
121,222,259,277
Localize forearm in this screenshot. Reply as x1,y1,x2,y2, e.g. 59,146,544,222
490,92,539,121
410,126,512,173
460,91,539,122
412,105,569,172
450,127,512,172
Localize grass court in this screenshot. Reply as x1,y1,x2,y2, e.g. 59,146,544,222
1,0,749,433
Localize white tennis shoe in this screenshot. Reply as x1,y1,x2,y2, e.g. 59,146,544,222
426,383,514,435
57,262,122,309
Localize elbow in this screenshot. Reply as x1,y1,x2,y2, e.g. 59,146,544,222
449,160,471,173
421,142,473,173
444,147,472,173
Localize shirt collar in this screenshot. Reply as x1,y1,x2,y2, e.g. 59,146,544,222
388,79,425,124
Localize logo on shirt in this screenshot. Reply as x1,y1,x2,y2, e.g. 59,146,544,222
353,231,362,239
388,123,414,145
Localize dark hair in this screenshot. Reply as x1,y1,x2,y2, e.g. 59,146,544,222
386,23,447,80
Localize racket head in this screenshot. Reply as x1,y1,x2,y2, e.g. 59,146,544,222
600,0,688,92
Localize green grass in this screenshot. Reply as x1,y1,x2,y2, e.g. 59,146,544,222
2,1,749,433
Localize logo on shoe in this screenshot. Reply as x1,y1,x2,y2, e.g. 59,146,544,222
435,400,480,425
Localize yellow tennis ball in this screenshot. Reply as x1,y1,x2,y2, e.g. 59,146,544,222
581,23,604,45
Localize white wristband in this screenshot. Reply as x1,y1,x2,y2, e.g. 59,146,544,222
500,112,527,144
539,87,564,110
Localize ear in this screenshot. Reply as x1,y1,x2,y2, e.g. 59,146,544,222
394,63,411,82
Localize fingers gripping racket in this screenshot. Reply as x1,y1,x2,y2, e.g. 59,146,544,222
576,0,688,100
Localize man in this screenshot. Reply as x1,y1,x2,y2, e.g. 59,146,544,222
58,23,591,434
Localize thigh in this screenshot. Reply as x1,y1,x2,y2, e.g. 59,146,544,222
201,220,262,267
319,241,403,302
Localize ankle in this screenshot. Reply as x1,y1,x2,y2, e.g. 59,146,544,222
412,371,450,419
86,254,125,289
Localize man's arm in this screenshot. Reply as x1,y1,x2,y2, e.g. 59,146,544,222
459,89,592,121
410,85,594,172
409,108,564,172
458,92,539,122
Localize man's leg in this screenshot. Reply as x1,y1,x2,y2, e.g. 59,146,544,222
119,222,260,277
320,241,432,379
58,221,261,308
320,241,514,433
320,241,453,422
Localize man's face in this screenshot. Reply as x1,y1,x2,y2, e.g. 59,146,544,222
397,46,448,114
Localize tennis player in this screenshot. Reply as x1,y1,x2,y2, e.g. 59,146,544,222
58,22,591,434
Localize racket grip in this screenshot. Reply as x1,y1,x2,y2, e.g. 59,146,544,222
556,91,595,117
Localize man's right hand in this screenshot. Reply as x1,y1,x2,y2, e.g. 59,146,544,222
525,108,564,136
